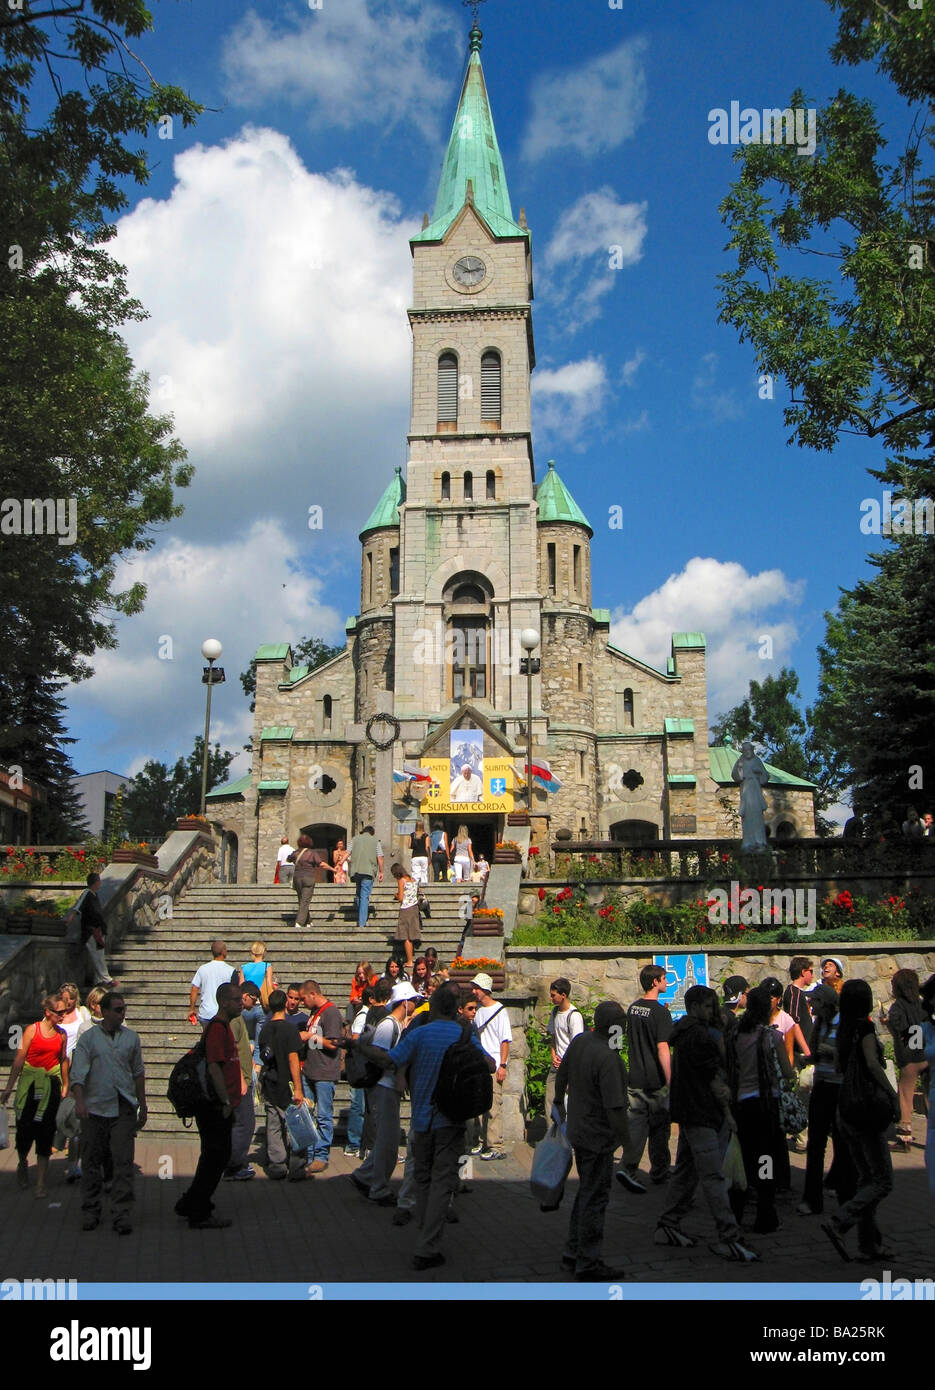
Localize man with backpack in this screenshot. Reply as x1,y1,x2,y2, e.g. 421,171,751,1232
545,978,584,1124
256,990,305,1180
350,982,418,1205
347,980,490,1271
174,982,243,1229
470,972,512,1160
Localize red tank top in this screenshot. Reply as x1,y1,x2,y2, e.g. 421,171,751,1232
26,1024,66,1071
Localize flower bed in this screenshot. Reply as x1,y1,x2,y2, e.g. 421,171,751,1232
1,845,105,883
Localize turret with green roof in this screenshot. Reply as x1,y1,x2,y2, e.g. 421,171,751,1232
535,460,592,535
360,465,406,541
412,25,527,245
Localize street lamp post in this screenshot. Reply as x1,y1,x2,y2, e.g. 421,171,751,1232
519,628,540,813
200,638,226,816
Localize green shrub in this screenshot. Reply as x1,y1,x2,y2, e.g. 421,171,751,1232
524,993,628,1119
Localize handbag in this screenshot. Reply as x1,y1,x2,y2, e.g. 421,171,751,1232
765,1033,809,1134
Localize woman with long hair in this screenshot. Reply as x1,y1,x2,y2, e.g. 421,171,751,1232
430,820,450,882
883,968,928,1151
730,983,793,1233
1,994,69,1197
822,979,899,1262
799,985,856,1215
423,946,440,978
451,823,474,883
383,956,408,984
409,820,429,886
410,956,431,996
332,840,349,886
921,975,935,1200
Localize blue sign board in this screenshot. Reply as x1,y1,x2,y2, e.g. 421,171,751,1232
652,953,708,1020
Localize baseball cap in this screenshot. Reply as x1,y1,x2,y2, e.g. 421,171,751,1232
471,972,494,991
722,975,748,1005
821,956,845,977
389,982,419,1005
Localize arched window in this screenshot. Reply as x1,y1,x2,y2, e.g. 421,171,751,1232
464,470,473,500
437,352,458,428
322,694,332,732
486,469,496,499
481,350,501,425
441,471,450,500
443,571,493,704
623,688,634,727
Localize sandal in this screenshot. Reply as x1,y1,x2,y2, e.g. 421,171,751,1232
820,1220,851,1263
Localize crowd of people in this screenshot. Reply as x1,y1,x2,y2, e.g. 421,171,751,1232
3,943,932,1280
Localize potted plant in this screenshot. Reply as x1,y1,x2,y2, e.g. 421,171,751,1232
493,839,522,864
448,956,506,990
470,907,504,937
176,813,212,833
111,841,159,869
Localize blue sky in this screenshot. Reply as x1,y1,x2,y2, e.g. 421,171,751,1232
60,0,914,786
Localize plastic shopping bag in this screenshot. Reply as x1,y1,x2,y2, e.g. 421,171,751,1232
285,1101,322,1154
0,1107,9,1150
530,1117,573,1208
722,1131,747,1191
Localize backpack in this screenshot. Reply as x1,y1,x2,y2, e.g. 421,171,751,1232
166,1034,211,1124
345,1018,400,1090
432,1023,493,1123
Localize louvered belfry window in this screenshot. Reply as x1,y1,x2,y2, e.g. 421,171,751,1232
437,353,458,425
481,350,501,424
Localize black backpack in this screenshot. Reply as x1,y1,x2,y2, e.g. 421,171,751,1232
432,1023,493,1123
345,1018,400,1090
166,1034,211,1124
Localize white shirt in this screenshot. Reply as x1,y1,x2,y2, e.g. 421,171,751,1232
191,959,235,1021
548,1004,584,1061
475,1001,512,1067
351,1007,369,1036
276,843,294,865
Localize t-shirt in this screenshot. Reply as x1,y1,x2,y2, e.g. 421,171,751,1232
398,876,419,910
240,961,267,991
79,891,107,944
204,1018,241,1107
303,1002,343,1082
474,1001,512,1068
625,997,673,1090
782,983,815,1049
276,843,294,865
192,960,236,1022
284,1009,310,1032
229,1015,252,1085
372,1015,403,1090
257,1018,301,1110
771,1009,795,1041
547,1004,585,1067
351,1006,369,1036
556,1031,627,1151
735,1025,791,1100
386,1019,485,1131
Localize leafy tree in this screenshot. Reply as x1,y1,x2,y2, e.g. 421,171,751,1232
122,736,236,841
811,533,935,824
0,1,201,750
0,669,89,842
710,667,839,832
239,637,345,714
716,0,934,462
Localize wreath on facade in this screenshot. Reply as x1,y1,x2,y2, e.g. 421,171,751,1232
366,712,400,750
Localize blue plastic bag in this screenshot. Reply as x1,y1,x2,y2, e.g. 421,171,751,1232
285,1101,322,1153
530,1117,573,1207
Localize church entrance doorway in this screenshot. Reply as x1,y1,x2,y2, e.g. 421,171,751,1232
442,815,498,869
300,822,348,878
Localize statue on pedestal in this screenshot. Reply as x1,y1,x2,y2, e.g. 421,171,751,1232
731,740,769,852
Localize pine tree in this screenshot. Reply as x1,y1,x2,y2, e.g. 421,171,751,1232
0,670,89,842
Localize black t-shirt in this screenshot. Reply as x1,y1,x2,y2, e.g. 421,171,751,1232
257,1019,301,1110
626,997,673,1090
782,983,814,1050
79,891,107,943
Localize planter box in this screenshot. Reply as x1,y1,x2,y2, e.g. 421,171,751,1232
471,920,504,936
507,812,530,826
176,818,212,833
6,915,29,933
111,850,159,869
493,850,521,864
450,969,506,990
30,917,66,937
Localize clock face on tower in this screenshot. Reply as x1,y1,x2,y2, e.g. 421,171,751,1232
452,255,487,288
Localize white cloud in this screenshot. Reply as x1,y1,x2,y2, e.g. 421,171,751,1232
609,557,806,713
114,125,415,540
521,38,649,163
691,351,743,423
67,522,344,774
621,349,646,387
532,357,607,445
540,189,648,330
621,410,650,434
222,0,459,137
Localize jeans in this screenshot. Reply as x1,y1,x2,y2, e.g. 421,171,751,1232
803,1079,856,1211
431,854,449,882
356,1085,401,1200
564,1146,614,1273
229,1085,256,1170
80,1099,136,1223
179,1105,234,1222
619,1086,670,1180
660,1121,739,1241
347,1086,365,1149
353,874,374,928
411,1124,465,1258
836,1119,893,1252
302,1078,335,1163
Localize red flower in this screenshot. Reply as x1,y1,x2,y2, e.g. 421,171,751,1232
738,923,745,931
553,906,561,914
721,854,729,863
856,921,864,929
538,888,546,901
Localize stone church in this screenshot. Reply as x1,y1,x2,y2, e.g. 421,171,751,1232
207,26,815,882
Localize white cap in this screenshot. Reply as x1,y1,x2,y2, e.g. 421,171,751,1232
471,972,494,992
390,982,419,1005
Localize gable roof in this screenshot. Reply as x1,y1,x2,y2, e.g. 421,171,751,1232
420,703,518,758
708,744,817,789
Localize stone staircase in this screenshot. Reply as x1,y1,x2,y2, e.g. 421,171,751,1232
111,883,469,1141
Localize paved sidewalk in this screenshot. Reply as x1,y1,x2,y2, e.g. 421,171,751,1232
1,1126,932,1288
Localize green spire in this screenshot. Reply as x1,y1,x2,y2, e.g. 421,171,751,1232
535,460,592,534
412,26,526,243
360,466,406,537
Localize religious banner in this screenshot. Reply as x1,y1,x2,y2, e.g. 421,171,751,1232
449,730,484,801
420,754,515,814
